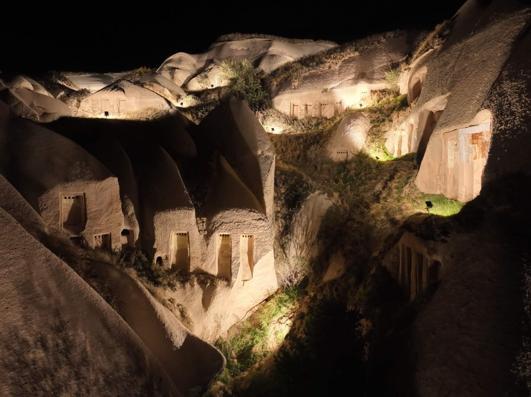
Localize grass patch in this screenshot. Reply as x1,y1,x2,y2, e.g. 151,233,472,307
214,286,302,382
418,194,464,217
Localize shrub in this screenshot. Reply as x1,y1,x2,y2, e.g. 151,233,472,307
384,68,401,94
221,59,271,110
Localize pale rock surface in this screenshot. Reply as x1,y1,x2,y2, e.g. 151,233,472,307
198,98,276,219
77,79,171,119
412,0,531,201
322,251,346,283
158,36,336,89
91,262,224,394
153,249,278,342
185,62,232,92
0,174,46,237
2,77,72,122
271,31,414,119
326,113,370,161
0,207,178,396
257,38,337,73
4,117,125,250
139,72,187,106
385,94,449,159
288,192,333,266
8,75,53,97
63,72,127,92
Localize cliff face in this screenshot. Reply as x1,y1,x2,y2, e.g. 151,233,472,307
2,1,531,395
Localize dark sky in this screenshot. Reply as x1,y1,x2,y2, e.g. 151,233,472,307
1,1,466,74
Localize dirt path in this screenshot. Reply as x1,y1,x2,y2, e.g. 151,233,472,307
92,262,224,395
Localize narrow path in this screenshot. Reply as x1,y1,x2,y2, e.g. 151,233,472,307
91,262,225,395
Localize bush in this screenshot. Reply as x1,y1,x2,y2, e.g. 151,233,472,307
221,59,271,110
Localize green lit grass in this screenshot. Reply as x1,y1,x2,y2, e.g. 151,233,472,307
215,287,301,381
418,194,464,217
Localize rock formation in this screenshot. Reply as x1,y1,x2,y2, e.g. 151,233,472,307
1,2,531,394
158,35,336,89
270,31,415,119
383,231,442,301
326,113,370,161
0,207,180,396
385,0,531,202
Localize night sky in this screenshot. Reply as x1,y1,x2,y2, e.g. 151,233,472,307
1,1,466,74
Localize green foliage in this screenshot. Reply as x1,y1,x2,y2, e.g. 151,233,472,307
221,59,271,110
367,92,408,126
215,287,301,382
419,194,464,217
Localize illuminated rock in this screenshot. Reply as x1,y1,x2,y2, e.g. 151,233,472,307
139,72,187,106
381,0,531,202
326,113,370,161
8,75,52,96
197,97,276,219
1,75,71,122
385,94,449,158
270,31,414,119
63,72,126,92
0,174,46,237
126,142,202,271
414,0,530,201
144,98,278,340
322,252,346,283
288,191,333,266
77,79,171,119
0,207,178,396
158,35,336,90
158,51,209,88
185,62,232,92
2,117,125,250
416,110,492,202
257,37,337,73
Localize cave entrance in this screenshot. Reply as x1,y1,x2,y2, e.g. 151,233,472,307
121,229,134,248
171,232,190,271
94,233,111,251
416,109,443,164
429,260,441,284
410,79,422,102
61,193,86,234
240,234,255,281
217,234,232,280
